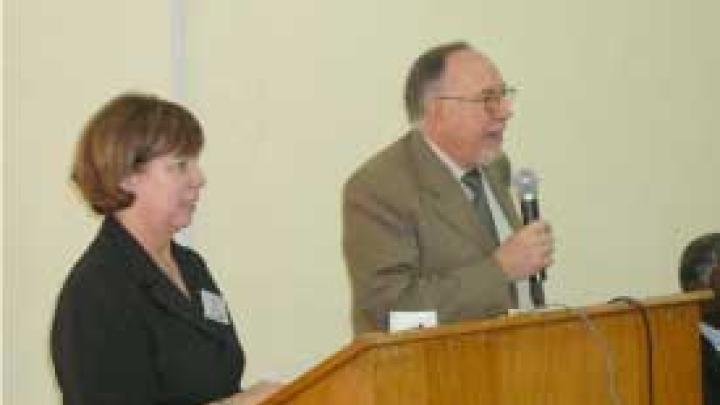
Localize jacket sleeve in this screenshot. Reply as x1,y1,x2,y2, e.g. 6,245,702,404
51,279,157,405
343,176,510,333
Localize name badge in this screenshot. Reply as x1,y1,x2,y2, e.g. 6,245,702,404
200,289,230,324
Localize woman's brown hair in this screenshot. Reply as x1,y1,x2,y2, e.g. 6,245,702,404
72,93,204,214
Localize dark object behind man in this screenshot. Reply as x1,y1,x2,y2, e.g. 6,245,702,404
679,232,720,405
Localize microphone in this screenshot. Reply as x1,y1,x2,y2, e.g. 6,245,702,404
514,168,546,282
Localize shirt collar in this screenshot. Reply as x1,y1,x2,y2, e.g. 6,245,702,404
423,134,472,182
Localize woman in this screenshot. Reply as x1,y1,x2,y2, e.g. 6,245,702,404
52,93,280,405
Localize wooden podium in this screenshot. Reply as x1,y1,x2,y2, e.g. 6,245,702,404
264,291,710,405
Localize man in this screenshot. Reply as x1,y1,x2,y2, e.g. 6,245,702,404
343,42,554,335
679,233,720,405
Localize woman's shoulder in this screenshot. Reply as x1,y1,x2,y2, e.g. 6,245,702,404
56,245,129,312
56,223,147,319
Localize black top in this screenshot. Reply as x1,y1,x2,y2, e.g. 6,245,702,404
702,335,720,405
52,216,245,405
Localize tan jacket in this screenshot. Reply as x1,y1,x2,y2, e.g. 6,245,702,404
343,130,521,335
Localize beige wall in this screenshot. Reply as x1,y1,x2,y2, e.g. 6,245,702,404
5,0,720,403
4,1,174,403
1,0,5,395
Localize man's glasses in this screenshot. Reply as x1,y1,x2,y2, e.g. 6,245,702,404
435,85,517,111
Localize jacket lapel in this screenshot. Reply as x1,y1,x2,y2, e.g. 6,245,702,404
407,131,501,252
102,217,225,341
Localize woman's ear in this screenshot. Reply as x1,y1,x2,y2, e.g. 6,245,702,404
119,173,137,193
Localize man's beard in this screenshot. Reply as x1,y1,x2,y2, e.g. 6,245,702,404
476,146,502,166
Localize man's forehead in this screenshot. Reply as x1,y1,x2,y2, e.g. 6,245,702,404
443,50,502,87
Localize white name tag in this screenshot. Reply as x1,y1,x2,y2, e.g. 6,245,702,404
388,311,438,332
200,289,230,324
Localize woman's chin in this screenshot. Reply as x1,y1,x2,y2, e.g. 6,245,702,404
170,216,194,234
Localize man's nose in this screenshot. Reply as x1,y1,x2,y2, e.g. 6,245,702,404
495,98,514,120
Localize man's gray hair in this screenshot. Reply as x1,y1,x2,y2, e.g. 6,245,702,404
403,41,472,125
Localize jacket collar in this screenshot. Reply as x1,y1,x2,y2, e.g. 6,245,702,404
98,216,228,341
406,130,520,251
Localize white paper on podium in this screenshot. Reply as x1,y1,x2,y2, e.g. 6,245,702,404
388,311,438,332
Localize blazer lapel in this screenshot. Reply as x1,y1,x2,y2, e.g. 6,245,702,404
103,217,225,341
407,131,501,252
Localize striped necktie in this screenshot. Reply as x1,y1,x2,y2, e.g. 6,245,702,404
462,168,520,308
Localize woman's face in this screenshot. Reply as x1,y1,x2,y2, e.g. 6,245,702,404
122,153,205,233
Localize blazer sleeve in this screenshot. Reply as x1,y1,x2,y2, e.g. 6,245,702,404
52,280,157,405
343,176,509,332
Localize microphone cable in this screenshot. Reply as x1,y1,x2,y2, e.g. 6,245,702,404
607,296,654,405
544,303,624,405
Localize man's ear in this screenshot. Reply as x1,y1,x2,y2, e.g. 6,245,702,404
423,100,442,134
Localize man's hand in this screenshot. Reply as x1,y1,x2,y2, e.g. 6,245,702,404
493,220,554,279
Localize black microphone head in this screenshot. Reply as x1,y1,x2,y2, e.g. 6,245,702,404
514,168,539,201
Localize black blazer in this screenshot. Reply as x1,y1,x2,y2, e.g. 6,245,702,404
52,216,245,405
702,335,720,405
